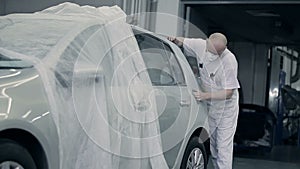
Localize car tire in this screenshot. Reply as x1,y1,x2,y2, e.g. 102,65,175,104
180,136,207,169
0,138,37,169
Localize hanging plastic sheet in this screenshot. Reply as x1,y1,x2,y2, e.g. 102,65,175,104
0,2,168,169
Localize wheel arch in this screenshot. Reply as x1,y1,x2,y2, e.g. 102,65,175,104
189,127,210,154
0,128,48,169
179,127,210,169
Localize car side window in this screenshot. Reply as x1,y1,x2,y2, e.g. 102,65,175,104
135,33,185,86
55,25,101,88
162,43,185,85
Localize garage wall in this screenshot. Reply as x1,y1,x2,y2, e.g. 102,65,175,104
187,7,208,38
0,0,4,15
253,44,270,105
230,42,269,106
0,0,119,15
155,0,180,36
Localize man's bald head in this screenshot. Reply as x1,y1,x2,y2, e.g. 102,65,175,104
207,32,227,55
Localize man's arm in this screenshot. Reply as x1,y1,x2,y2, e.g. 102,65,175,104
167,37,185,47
193,89,234,101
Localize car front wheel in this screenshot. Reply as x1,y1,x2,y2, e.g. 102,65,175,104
180,136,207,169
0,139,37,169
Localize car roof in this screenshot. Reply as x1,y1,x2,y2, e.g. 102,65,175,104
0,3,125,62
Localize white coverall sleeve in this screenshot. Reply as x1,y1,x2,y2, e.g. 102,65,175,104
224,68,240,89
183,38,204,57
222,54,240,90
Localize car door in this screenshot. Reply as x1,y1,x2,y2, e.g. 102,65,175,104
135,32,192,167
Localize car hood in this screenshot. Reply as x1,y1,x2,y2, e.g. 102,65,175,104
0,68,38,87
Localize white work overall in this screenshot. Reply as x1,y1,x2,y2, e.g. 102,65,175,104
183,38,240,169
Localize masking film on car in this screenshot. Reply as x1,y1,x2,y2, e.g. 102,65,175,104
0,3,168,169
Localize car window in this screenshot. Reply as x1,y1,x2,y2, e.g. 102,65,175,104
135,33,185,86
162,43,185,85
55,25,101,88
0,53,33,69
185,56,199,77
0,53,18,61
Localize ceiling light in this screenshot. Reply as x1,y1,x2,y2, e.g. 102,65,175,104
246,10,280,17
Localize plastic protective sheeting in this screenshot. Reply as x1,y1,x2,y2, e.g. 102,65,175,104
0,2,168,169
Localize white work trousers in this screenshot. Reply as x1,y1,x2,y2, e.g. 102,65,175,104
208,92,239,169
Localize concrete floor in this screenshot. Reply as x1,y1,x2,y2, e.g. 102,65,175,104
207,146,300,169
208,157,300,169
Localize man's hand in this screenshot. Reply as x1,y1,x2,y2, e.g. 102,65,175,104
192,89,234,101
167,37,176,42
167,36,184,47
193,90,209,101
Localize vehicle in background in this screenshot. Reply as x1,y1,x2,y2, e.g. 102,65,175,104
234,104,276,152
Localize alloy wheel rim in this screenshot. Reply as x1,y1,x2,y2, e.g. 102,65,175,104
0,161,25,169
186,147,205,169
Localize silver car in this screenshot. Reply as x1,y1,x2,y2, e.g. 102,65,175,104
0,14,209,169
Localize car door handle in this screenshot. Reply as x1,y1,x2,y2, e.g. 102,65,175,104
180,100,190,107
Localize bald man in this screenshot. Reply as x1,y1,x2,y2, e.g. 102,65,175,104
168,33,240,169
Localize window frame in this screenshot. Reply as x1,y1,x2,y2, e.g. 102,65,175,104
134,32,186,86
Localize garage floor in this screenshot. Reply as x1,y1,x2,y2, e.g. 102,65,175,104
207,146,300,169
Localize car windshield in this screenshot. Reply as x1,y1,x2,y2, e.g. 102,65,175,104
0,52,32,68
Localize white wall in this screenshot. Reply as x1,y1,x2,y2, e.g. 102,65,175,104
123,0,157,32
290,53,300,90
155,0,180,36
291,66,300,90
282,51,300,90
